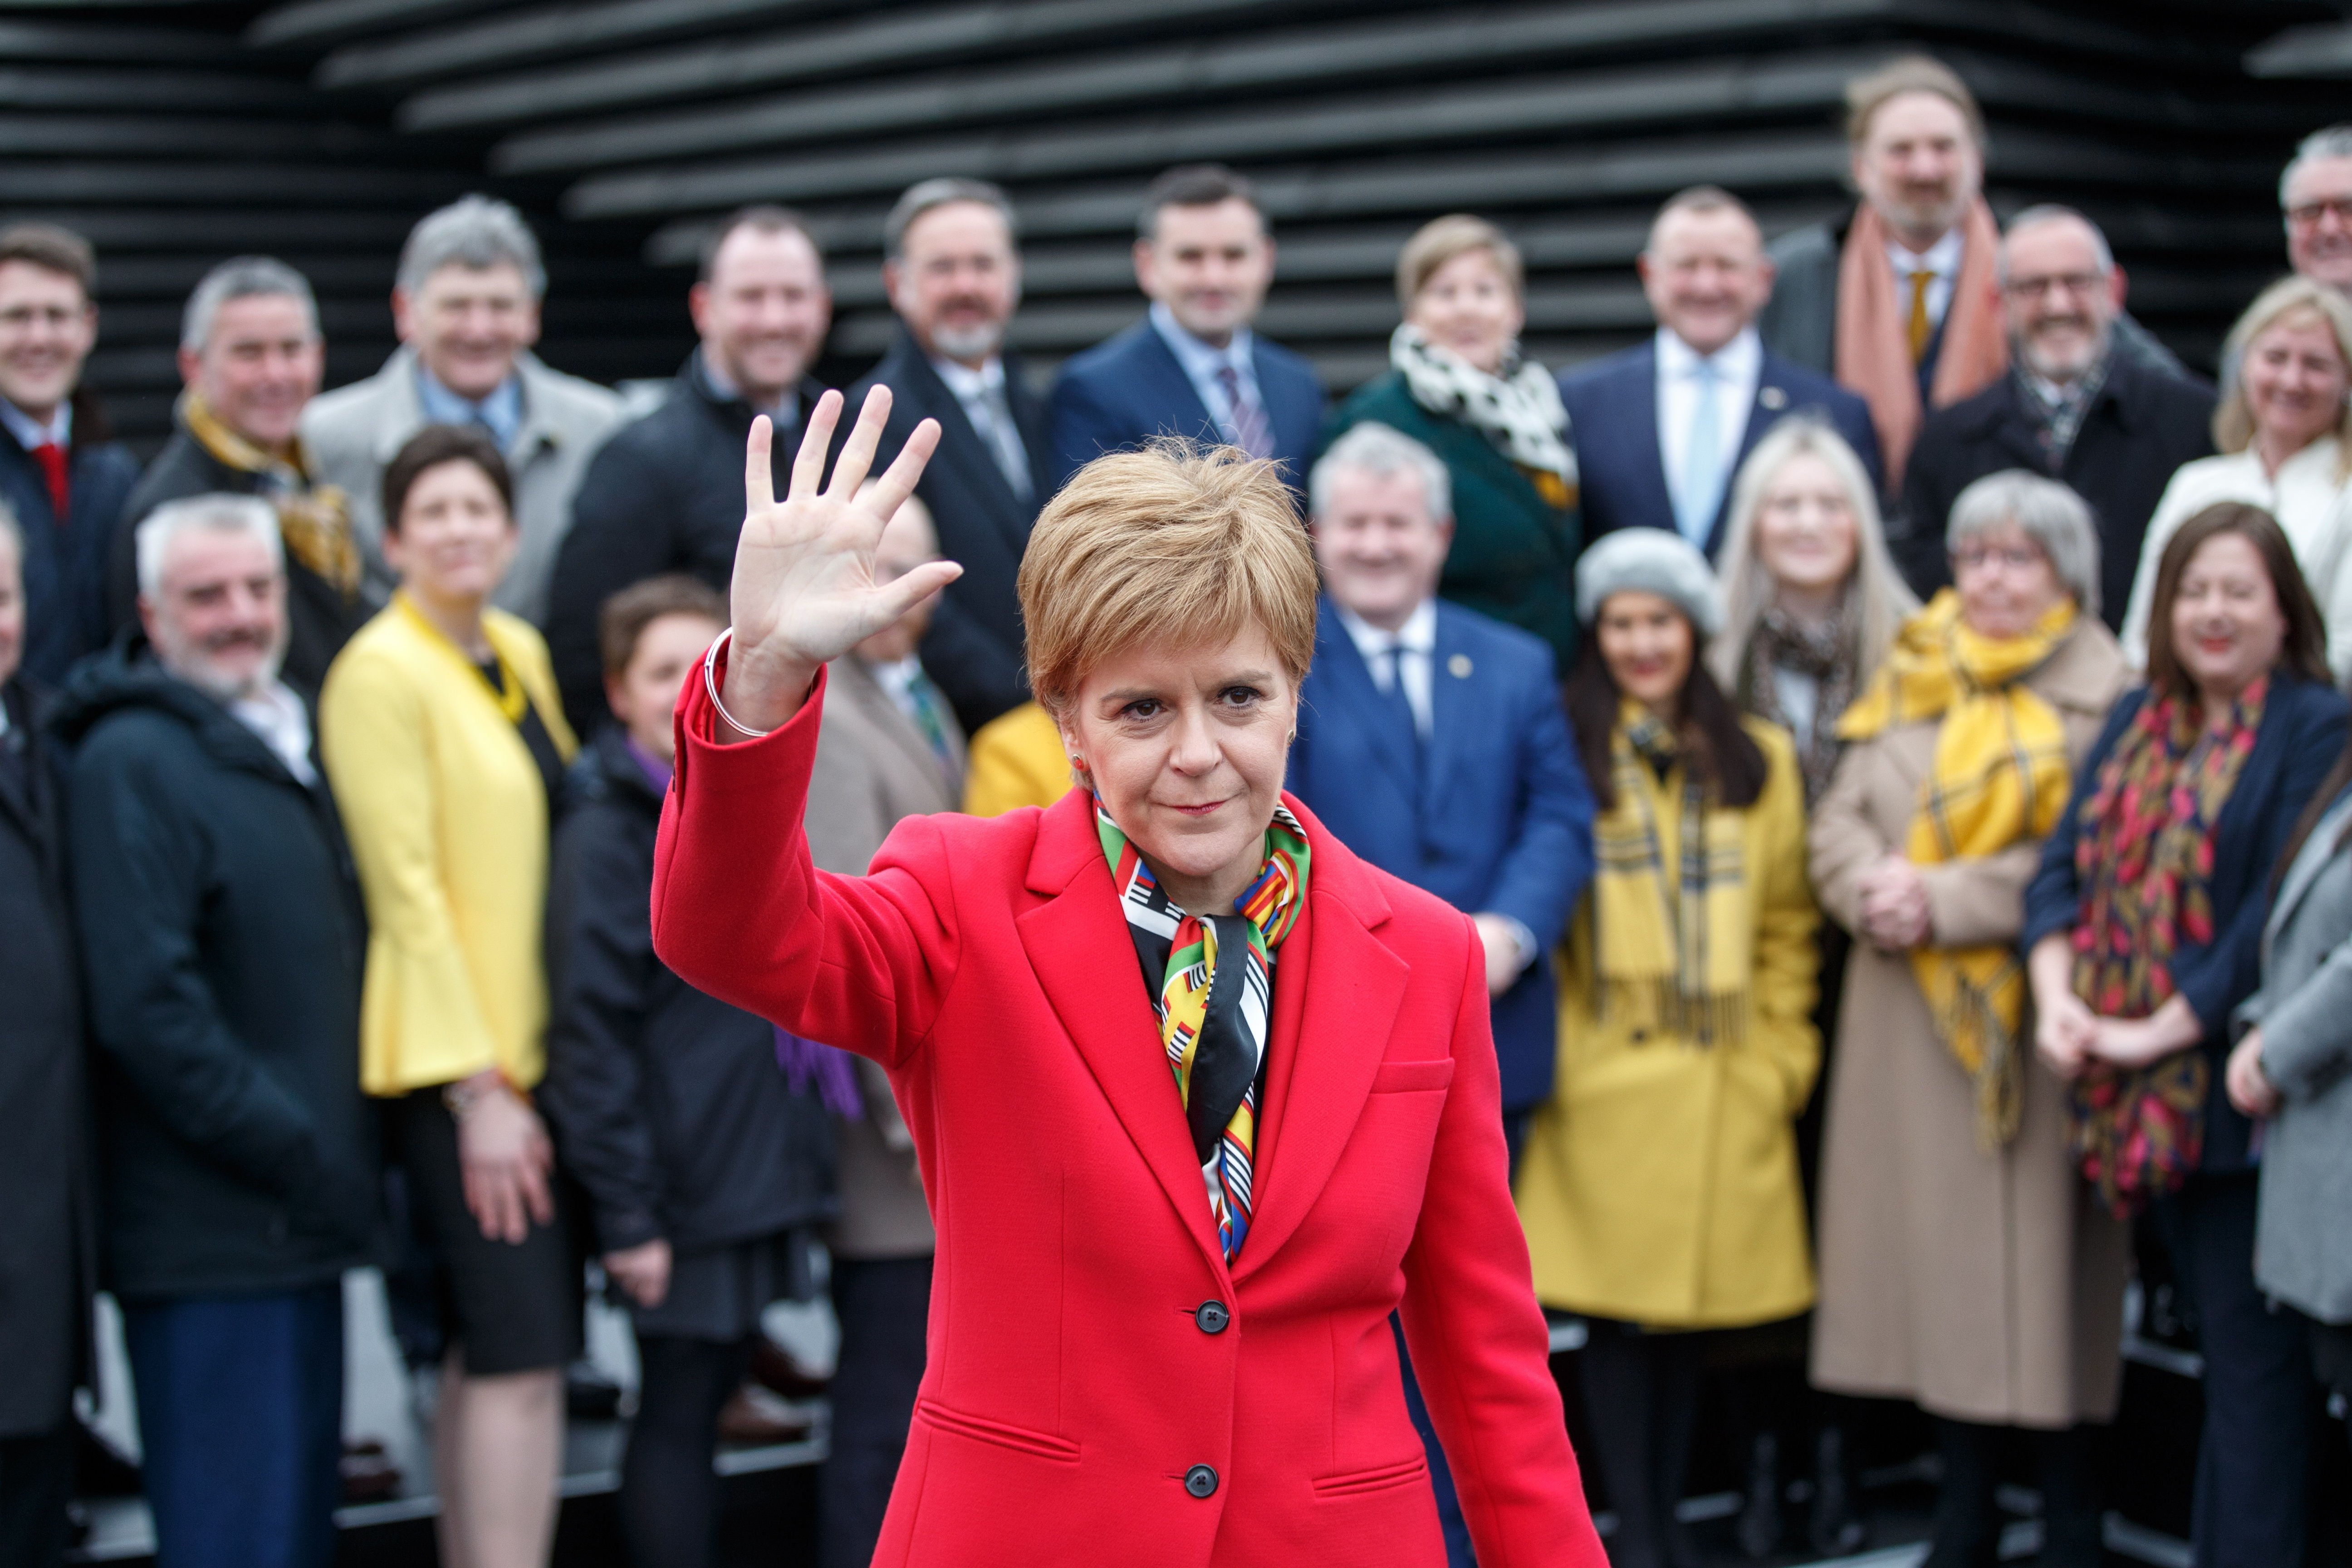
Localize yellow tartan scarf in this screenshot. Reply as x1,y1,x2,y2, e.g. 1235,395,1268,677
179,390,362,597
1839,588,2077,1147
1591,700,1752,1045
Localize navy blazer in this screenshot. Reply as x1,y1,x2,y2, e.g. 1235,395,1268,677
2024,673,2349,1171
1047,318,1325,496
1558,338,1883,557
1287,596,1594,1113
857,324,1056,738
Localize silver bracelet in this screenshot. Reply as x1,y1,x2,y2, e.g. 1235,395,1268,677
702,627,779,739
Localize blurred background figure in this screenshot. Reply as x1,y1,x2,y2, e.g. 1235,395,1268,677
2028,503,2345,1568
112,257,364,695
857,179,1049,736
790,486,960,1568
1900,207,2214,616
60,494,375,1568
304,195,622,621
1323,215,1581,668
0,504,93,1568
1048,163,1323,495
0,223,136,687
1810,471,2130,1568
322,427,577,1568
2282,124,2352,298
1706,416,1914,1553
548,205,833,739
1563,186,1877,555
960,695,1070,817
1518,529,1819,1568
542,574,835,1568
2122,278,2352,677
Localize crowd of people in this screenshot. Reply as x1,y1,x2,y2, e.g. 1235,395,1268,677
0,46,2349,1568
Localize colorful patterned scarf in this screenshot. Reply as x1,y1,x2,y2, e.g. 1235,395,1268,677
2065,681,2263,1217
1099,799,1310,1264
180,389,362,597
1839,589,2077,1148
1590,700,1752,1045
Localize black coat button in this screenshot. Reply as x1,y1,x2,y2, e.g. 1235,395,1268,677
1184,1464,1218,1498
1194,1300,1230,1334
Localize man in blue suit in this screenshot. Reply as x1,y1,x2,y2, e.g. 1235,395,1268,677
1046,164,1324,497
1560,186,1883,558
1288,419,1593,1568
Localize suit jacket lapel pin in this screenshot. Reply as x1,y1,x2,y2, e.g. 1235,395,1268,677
1448,653,1473,679
1759,385,1789,411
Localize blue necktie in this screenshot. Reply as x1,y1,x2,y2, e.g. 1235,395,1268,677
1676,359,1728,547
1380,643,1422,781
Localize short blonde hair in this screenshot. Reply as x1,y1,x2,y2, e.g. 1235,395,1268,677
1019,441,1317,716
1395,214,1523,313
2215,275,2352,479
1844,55,1985,151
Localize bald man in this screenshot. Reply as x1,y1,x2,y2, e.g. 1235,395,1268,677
1896,206,2215,618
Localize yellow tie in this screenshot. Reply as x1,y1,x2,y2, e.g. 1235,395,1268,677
1907,269,1936,363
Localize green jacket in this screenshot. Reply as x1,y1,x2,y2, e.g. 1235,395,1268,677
1319,373,1583,668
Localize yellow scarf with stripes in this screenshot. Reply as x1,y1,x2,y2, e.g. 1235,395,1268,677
1838,589,2076,1147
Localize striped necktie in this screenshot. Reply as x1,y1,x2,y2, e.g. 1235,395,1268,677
1215,364,1274,460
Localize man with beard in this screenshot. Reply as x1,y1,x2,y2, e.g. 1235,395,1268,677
546,205,833,736
2283,125,2352,299
855,177,1051,735
1759,56,2182,501
1047,164,1324,500
1897,207,2215,621
56,494,374,1568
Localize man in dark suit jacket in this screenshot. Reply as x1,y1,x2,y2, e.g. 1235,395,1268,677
1285,419,1594,1568
1899,206,2215,622
547,206,833,737
856,178,1052,736
1047,164,1324,497
1560,186,1883,559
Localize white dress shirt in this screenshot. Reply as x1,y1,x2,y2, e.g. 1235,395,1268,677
1885,228,1965,334
228,680,318,786
1149,302,1265,448
0,396,69,452
1333,598,1437,739
1656,326,1761,524
2122,436,2352,680
929,353,1033,497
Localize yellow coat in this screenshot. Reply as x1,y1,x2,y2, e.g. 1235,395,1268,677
960,700,1073,816
320,596,577,1096
1515,717,1821,1329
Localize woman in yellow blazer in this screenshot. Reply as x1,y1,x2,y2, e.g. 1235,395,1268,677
321,425,577,1568
1514,529,1819,1568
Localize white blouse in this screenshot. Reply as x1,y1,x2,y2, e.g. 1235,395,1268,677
2121,436,2352,680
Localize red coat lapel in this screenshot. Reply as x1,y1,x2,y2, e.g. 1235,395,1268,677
1014,790,1230,1283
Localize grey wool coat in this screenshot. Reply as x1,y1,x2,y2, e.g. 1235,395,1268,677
1805,621,2134,1427
2240,784,2352,1327
805,654,968,1260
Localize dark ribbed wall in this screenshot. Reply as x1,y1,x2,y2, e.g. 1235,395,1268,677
1,0,2343,455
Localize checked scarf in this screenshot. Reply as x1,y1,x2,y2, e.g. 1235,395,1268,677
1098,799,1309,1264
180,389,362,597
1839,588,2077,1149
2064,680,2264,1217
1590,700,1752,1046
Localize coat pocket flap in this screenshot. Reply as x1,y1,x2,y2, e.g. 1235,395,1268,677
912,1396,1081,1463
1368,1058,1455,1093
1312,1454,1431,1497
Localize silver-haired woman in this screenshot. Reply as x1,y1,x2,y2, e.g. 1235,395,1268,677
1808,471,2132,1567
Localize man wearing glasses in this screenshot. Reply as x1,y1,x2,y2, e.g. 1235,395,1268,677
2284,125,2352,298
1895,207,2215,621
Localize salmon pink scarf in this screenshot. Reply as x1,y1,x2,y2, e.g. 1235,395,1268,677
1835,197,2009,488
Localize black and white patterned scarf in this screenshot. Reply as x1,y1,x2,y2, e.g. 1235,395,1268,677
1390,323,1576,490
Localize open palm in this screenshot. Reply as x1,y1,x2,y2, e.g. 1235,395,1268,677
721,386,958,732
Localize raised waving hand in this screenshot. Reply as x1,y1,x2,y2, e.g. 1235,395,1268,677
718,386,956,737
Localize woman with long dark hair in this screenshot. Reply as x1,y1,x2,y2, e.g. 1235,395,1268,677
1516,528,1820,1568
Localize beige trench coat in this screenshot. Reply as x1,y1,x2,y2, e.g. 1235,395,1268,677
1805,621,2133,1427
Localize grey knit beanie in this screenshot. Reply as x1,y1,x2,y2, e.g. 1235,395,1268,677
1574,527,1724,638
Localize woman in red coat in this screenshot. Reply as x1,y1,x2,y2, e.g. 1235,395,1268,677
650,387,1603,1568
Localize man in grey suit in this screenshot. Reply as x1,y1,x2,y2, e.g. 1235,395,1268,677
800,489,960,1568
301,195,622,622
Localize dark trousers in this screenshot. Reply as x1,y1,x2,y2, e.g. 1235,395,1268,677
122,1283,344,1568
621,1333,757,1568
1396,1316,1475,1567
1578,1318,1703,1568
2162,1171,2313,1568
0,1422,74,1568
1926,1418,2101,1568
821,1255,930,1568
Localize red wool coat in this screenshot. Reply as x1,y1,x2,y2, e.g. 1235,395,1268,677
652,667,1603,1568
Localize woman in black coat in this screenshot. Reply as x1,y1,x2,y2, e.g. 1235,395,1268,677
540,576,835,1568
